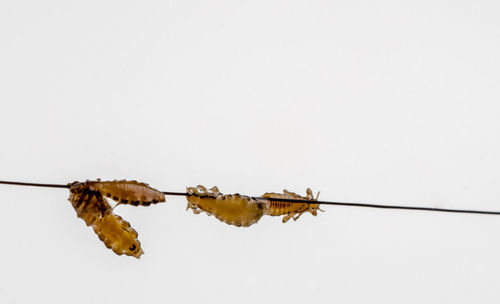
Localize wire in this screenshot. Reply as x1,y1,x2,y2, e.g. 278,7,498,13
0,180,69,188
1,179,500,216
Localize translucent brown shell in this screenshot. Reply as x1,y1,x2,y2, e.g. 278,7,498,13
68,181,143,258
186,185,265,227
87,179,165,207
93,213,143,258
261,188,324,223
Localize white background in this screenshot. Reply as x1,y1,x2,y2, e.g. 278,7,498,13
1,1,500,303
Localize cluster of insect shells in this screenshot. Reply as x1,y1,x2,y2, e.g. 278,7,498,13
67,179,323,258
67,180,165,259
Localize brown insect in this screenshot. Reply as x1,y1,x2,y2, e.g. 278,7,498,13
86,179,165,207
260,188,324,223
186,185,265,227
93,213,143,258
67,181,143,258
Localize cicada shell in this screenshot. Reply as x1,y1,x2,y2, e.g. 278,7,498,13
87,179,165,207
186,185,265,227
67,181,143,258
261,188,324,223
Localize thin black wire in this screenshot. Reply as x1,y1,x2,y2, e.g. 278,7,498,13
1,180,500,216
0,180,69,188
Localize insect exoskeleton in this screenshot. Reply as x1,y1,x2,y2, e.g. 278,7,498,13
93,213,143,258
86,179,165,207
186,185,265,227
67,181,144,258
260,188,324,223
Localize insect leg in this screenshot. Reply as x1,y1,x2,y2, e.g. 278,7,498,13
282,214,293,223
292,211,305,221
209,186,221,196
196,185,209,194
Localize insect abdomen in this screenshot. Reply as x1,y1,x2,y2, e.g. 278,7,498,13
87,179,166,206
186,186,264,227
93,214,143,258
264,199,308,216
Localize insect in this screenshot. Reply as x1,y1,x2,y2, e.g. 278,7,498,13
67,181,143,258
93,213,143,258
260,188,324,223
86,179,165,207
186,185,265,227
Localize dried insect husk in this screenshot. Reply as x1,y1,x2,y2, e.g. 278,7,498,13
93,214,143,258
186,185,265,227
67,181,144,258
87,179,165,206
261,189,323,223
